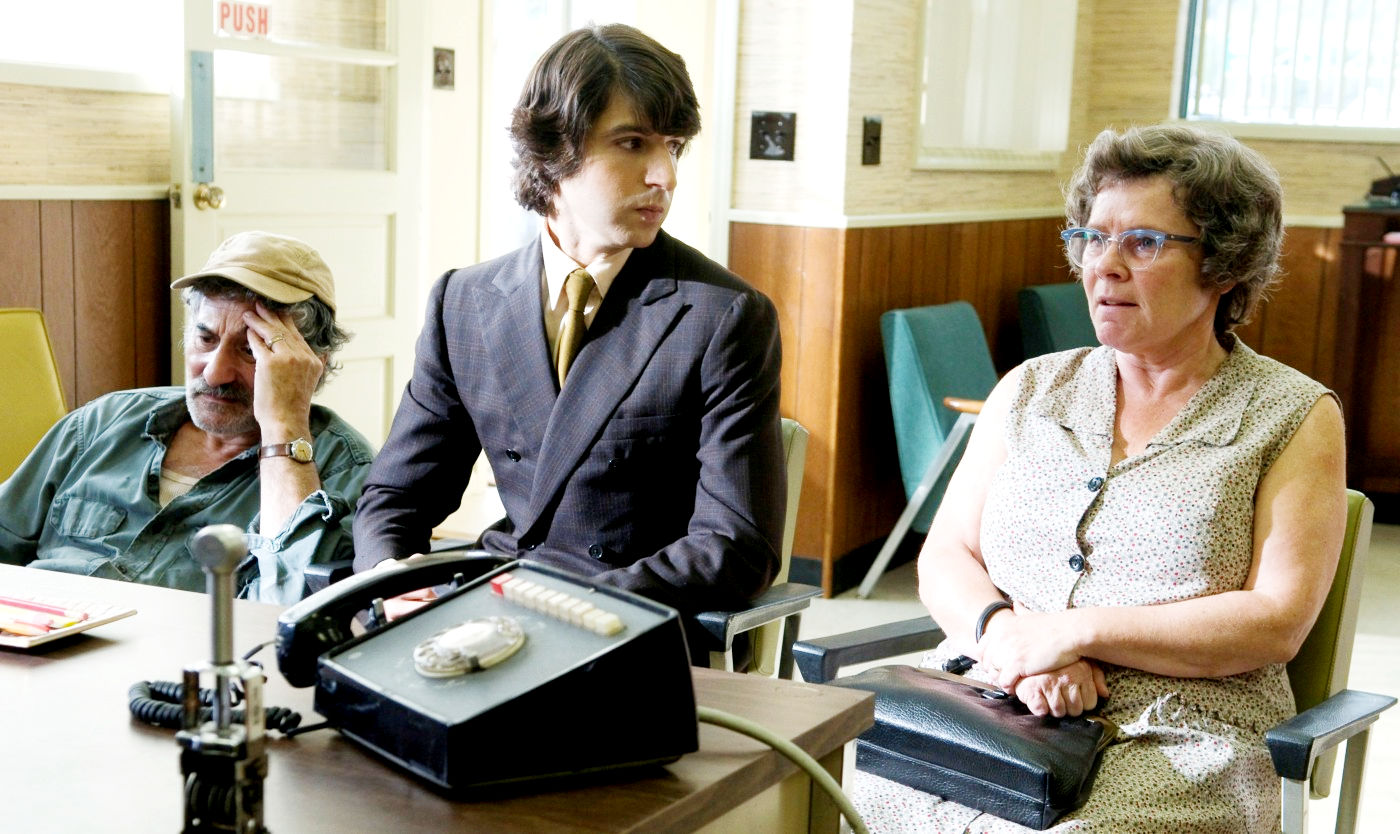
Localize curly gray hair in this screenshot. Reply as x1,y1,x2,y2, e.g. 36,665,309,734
1065,125,1284,335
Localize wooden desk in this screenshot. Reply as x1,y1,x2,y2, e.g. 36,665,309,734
0,565,872,832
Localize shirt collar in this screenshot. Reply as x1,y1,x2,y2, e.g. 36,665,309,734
540,228,630,306
143,392,195,444
1036,334,1250,449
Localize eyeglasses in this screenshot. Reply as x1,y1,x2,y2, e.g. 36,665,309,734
1060,227,1201,270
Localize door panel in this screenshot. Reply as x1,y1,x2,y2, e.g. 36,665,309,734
173,0,424,449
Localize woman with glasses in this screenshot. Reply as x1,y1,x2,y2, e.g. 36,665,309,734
855,125,1346,832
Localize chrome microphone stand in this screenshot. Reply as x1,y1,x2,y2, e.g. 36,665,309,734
177,524,268,833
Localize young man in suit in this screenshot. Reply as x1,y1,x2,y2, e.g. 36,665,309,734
351,24,785,637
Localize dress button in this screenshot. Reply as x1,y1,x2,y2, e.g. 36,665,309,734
588,544,604,559
1086,476,1104,491
1068,554,1085,572
505,448,521,462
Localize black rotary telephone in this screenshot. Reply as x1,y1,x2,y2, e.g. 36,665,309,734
272,553,699,795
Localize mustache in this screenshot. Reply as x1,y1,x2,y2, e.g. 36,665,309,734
188,380,252,405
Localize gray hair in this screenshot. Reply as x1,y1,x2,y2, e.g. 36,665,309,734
1064,125,1284,335
181,276,349,390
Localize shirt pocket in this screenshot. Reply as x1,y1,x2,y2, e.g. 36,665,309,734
53,496,128,539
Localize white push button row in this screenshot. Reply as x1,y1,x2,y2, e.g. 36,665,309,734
489,573,624,636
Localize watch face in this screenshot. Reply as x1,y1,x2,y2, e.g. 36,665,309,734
289,437,314,463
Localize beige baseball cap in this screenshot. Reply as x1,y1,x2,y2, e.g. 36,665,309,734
171,231,337,313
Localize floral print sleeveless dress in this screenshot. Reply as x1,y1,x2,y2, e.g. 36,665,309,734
853,337,1333,833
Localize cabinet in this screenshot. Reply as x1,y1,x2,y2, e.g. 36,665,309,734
1337,206,1400,496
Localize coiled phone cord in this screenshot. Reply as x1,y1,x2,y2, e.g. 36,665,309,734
127,679,304,734
127,641,307,734
696,705,869,834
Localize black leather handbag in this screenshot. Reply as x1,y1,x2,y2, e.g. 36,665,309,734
830,664,1117,830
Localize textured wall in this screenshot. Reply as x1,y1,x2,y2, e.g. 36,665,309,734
735,0,1398,222
732,0,853,216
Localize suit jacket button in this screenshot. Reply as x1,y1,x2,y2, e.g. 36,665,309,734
505,448,521,462
588,544,604,559
1068,554,1085,572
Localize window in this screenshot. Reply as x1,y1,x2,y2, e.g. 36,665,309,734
1178,0,1400,138
0,1,180,93
915,0,1079,171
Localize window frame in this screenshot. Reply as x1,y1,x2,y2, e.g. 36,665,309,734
1171,0,1400,142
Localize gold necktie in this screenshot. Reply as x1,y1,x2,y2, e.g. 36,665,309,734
555,268,595,386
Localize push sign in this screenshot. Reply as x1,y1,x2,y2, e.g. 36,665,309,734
218,2,270,39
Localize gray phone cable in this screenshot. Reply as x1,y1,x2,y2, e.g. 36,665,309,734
696,705,869,834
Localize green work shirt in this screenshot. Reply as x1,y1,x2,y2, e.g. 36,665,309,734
0,387,374,604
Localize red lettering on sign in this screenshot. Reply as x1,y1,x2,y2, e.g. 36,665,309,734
218,2,270,38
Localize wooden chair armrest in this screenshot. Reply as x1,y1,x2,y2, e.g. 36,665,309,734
942,396,984,415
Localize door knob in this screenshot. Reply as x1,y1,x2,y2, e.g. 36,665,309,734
193,183,225,211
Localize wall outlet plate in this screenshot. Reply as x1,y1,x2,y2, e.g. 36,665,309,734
750,111,796,161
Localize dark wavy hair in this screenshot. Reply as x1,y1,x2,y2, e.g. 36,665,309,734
1065,125,1284,335
509,23,701,216
181,276,349,391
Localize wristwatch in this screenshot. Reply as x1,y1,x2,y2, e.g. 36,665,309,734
259,436,314,464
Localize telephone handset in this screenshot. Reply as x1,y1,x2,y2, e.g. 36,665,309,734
276,552,507,687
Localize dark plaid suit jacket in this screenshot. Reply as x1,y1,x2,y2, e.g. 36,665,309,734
352,230,784,615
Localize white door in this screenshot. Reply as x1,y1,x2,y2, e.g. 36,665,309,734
171,0,426,448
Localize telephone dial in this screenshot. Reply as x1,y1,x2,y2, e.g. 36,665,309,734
274,553,699,794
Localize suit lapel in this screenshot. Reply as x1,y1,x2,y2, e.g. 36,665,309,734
480,242,556,448
518,234,683,535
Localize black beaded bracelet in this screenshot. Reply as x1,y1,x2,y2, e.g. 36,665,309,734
974,600,1013,643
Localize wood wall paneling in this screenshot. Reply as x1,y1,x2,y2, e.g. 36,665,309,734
38,202,77,408
73,201,137,403
0,202,42,307
792,227,845,572
0,200,169,415
132,200,172,389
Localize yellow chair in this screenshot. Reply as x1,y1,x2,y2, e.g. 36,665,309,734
696,417,822,677
0,309,67,481
794,489,1394,832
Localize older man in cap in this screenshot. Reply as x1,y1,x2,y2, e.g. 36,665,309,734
0,231,373,603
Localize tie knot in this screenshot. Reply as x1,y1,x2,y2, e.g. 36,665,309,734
565,268,594,312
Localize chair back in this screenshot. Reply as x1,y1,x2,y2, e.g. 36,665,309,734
1017,282,1098,360
0,309,67,481
1285,489,1374,798
749,417,809,675
880,302,997,534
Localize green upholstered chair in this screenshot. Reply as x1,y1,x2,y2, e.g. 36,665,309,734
797,489,1394,834
0,309,67,481
856,302,998,599
1017,282,1098,360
